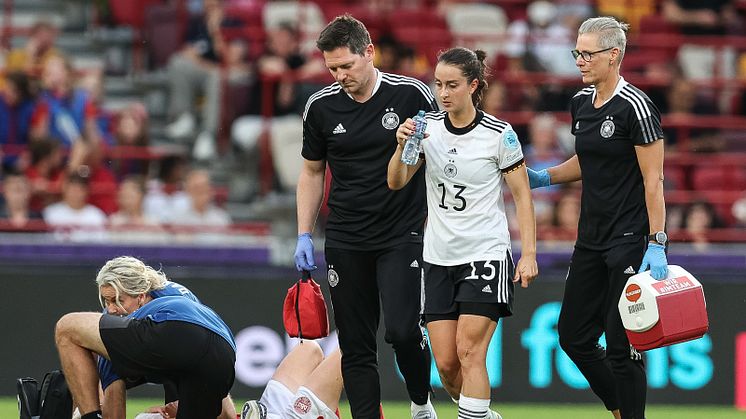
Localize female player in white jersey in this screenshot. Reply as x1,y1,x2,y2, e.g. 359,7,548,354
388,47,538,419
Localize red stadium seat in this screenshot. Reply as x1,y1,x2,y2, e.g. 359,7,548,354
320,4,387,41
387,9,448,32
692,166,746,191
639,14,679,35
109,0,165,28
223,2,267,61
143,4,184,69
390,27,453,66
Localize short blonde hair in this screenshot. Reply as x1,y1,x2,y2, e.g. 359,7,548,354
96,256,167,310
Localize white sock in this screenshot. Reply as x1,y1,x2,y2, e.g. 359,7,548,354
458,394,490,419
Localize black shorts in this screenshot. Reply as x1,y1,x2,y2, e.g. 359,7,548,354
423,258,514,323
100,315,235,419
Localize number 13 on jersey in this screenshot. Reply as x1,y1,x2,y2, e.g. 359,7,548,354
437,183,468,211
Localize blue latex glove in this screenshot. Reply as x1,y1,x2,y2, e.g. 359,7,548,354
294,232,317,271
527,167,551,189
638,243,668,280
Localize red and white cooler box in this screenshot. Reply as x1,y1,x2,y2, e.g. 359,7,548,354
618,265,708,351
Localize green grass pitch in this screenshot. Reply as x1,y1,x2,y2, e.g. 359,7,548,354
2,398,744,418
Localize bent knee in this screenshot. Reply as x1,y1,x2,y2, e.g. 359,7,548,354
55,313,80,342
55,312,101,345
436,358,461,381
296,341,324,365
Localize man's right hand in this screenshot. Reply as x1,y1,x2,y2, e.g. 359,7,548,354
527,167,551,189
294,233,317,271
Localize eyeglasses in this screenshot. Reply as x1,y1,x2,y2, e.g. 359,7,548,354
571,47,614,62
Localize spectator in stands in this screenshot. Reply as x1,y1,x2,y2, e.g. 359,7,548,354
664,77,723,151
111,102,150,178
5,20,61,77
681,199,726,250
505,1,592,111
374,34,428,78
164,0,247,161
168,168,231,227
234,21,326,137
251,22,324,116
78,68,115,146
42,172,108,240
0,169,41,229
109,175,158,227
143,155,190,222
552,188,581,241
25,138,65,213
481,80,507,116
524,113,565,171
505,1,578,76
77,144,119,216
231,22,325,198
662,0,740,80
641,60,681,113
733,194,746,227
30,55,101,172
596,0,656,35
375,35,403,73
0,72,37,171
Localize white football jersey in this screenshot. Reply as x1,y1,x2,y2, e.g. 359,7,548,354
421,110,524,266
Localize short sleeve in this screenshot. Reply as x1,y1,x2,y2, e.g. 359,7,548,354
301,105,326,161
569,98,578,136
496,123,524,170
628,96,664,146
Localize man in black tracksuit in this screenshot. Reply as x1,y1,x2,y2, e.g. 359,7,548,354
293,15,438,419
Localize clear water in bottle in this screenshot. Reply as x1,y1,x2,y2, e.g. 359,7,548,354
400,110,427,166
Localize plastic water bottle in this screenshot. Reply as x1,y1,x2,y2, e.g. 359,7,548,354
400,110,427,166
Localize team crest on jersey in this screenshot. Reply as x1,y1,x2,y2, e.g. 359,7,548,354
503,130,519,149
600,116,615,139
444,160,457,178
381,108,399,130
328,268,339,287
293,396,312,414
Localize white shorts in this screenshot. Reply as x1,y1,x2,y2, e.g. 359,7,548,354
260,379,337,419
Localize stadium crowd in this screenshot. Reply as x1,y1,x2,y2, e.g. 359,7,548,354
0,0,744,246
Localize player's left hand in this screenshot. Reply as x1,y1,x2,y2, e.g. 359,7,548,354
146,400,178,417
514,256,538,288
639,243,668,280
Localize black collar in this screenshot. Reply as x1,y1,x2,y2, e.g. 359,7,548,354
445,110,483,135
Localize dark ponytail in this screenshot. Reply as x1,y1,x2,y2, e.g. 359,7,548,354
437,47,490,108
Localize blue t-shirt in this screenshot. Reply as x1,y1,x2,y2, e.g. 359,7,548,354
98,283,232,389
129,296,235,351
149,281,200,302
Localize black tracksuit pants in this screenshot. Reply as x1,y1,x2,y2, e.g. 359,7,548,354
558,238,648,419
326,241,431,419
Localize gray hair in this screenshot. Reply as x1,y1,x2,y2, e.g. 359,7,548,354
578,16,629,64
96,256,167,311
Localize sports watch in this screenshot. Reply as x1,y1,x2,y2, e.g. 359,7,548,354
647,231,668,246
